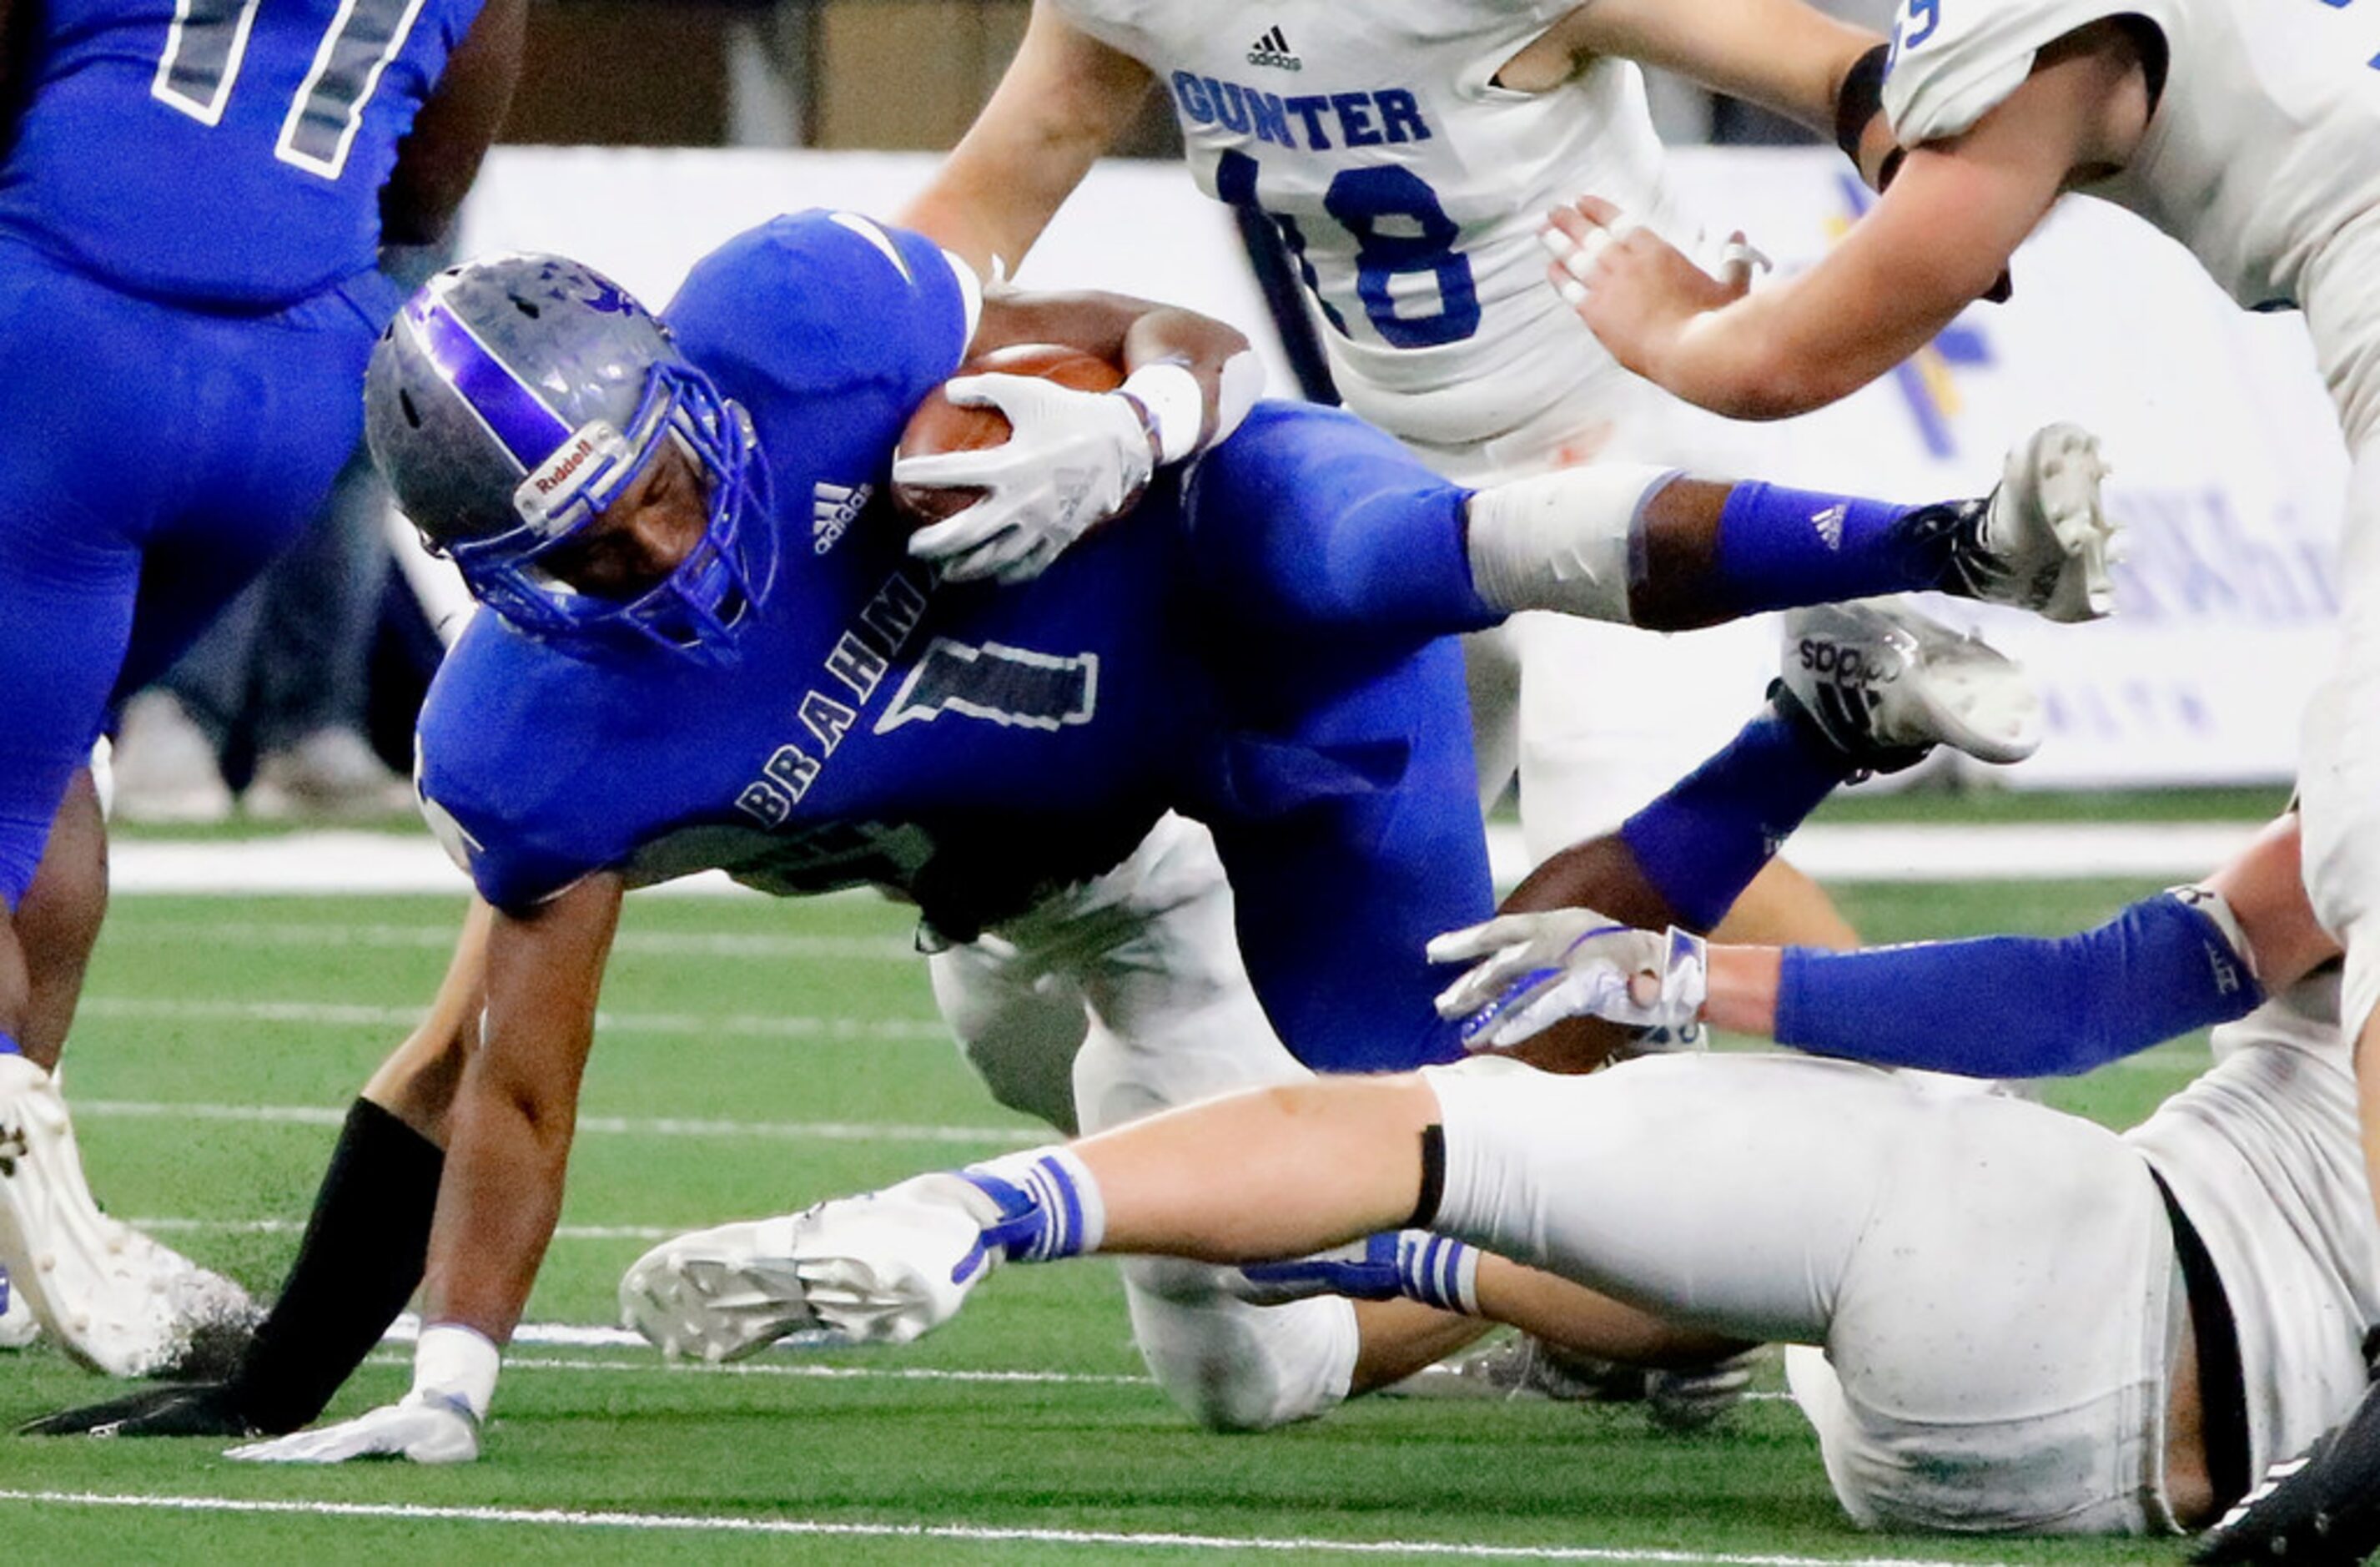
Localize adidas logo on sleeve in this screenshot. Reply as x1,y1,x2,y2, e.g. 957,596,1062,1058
1246,26,1301,69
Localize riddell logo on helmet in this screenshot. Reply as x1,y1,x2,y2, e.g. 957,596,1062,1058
535,436,599,495
515,421,634,531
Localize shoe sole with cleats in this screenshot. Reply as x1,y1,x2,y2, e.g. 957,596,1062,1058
1986,423,2117,623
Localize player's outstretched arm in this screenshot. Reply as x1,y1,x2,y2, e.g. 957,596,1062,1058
898,0,1155,282
1443,816,2331,1076
379,0,525,247
1535,0,1877,139
20,903,494,1441
229,876,624,1464
1544,24,2146,419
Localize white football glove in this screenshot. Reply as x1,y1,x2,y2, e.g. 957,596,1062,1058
1426,908,1707,1051
895,373,1156,585
224,1392,479,1465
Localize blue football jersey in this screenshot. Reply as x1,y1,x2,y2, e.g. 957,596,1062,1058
418,212,1216,932
0,0,483,305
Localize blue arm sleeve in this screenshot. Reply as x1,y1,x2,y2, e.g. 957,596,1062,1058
1773,889,2265,1077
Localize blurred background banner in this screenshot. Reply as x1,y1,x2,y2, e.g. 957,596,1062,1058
425,142,2344,790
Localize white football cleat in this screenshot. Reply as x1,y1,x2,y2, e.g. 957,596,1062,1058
1782,599,2043,773
621,1177,993,1364
1950,422,2117,623
0,1261,38,1349
0,1053,259,1376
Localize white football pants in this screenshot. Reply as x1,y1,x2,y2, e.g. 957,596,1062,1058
1423,1052,2181,1535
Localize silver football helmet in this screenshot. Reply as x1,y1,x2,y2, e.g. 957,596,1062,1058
365,253,773,663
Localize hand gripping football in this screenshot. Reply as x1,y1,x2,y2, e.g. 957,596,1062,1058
891,342,1125,526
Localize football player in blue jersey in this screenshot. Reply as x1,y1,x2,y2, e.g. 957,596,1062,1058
29,203,2108,1454
0,0,523,1375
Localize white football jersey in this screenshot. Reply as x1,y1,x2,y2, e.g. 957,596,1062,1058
1881,0,2380,426
1054,0,1687,449
2125,967,2380,1479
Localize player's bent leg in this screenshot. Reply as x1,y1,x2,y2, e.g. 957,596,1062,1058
1054,819,1414,1429
929,933,1089,1134
1119,1256,1361,1431
1181,401,1503,638
1479,424,2115,632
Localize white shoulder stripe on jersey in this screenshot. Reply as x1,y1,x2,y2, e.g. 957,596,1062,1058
939,246,985,345
829,211,917,285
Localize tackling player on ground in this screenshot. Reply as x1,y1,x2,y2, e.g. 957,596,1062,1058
626,808,2367,1544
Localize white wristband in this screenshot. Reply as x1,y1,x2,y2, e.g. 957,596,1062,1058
1119,361,1205,466
413,1322,501,1423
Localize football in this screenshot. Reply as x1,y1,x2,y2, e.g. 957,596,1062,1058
891,342,1125,526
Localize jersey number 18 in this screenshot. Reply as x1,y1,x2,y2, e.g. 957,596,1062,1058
1217,149,1482,349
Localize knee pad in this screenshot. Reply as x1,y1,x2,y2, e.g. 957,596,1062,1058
928,941,1088,1134
1120,1256,1358,1432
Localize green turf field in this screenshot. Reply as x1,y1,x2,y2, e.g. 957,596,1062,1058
1,877,2227,1563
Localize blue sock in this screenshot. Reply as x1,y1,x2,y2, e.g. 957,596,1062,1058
1709,483,1960,617
1237,1230,1482,1313
0,1029,18,1057
1395,1232,1481,1315
957,1149,1104,1267
1618,699,1849,931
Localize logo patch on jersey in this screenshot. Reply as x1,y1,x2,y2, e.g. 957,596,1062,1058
876,639,1099,734
813,481,873,555
1246,26,1301,70
1809,503,1846,551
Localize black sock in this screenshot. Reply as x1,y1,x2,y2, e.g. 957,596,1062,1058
229,1098,444,1433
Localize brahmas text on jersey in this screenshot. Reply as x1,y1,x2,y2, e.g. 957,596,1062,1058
0,0,484,305
1053,0,1686,448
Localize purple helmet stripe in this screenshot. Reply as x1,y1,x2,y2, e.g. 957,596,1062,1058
407,293,573,473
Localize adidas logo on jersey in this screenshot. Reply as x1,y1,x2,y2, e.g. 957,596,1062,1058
813,481,873,555
1246,26,1301,70
1809,503,1847,550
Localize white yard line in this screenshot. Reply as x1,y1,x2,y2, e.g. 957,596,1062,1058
0,1489,2011,1564
362,1346,1798,1405
73,995,950,1044
102,919,918,961
108,822,2262,896
369,1337,1150,1384
78,1098,1039,1146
